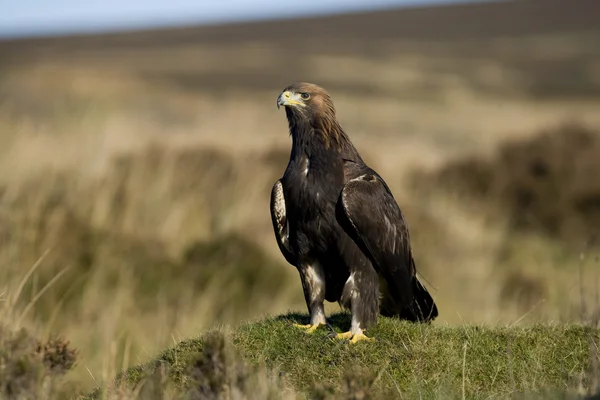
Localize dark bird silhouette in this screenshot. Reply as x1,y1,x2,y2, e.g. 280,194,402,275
270,82,438,343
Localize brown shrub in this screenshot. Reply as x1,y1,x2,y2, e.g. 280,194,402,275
412,122,600,247
0,326,77,399
38,337,78,374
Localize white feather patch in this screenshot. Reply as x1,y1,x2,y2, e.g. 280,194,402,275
272,181,292,253
305,263,325,302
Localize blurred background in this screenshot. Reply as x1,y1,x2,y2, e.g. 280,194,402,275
1,0,600,394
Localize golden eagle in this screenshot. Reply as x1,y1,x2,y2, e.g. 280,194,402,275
270,82,438,343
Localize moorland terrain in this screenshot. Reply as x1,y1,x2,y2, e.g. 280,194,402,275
1,0,600,397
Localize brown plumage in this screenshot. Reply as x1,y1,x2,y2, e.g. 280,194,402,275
271,82,438,343
278,83,348,149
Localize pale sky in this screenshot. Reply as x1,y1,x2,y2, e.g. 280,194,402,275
0,0,479,38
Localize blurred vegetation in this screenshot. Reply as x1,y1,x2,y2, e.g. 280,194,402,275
411,122,600,247
408,122,600,323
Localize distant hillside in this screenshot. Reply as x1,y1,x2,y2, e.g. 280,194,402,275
2,0,600,61
1,0,599,100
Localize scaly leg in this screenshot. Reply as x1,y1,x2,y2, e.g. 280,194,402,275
335,277,376,344
295,263,327,334
335,311,375,342
294,302,326,334
335,269,377,344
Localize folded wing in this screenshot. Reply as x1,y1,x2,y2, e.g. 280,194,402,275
336,173,437,322
270,180,297,267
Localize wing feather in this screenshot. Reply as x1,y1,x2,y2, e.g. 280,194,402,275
336,173,415,307
270,180,297,266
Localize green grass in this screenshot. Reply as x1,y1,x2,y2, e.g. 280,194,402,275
85,312,600,399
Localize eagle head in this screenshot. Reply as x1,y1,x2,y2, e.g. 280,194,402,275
276,82,346,147
276,82,336,119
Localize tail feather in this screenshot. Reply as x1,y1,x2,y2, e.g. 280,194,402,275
400,277,438,323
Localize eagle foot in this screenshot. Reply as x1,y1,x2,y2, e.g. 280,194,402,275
335,331,353,340
350,332,374,344
293,322,324,334
335,331,374,344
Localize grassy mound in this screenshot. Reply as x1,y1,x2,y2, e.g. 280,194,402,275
86,313,600,399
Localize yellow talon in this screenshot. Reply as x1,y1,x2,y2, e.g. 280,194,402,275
335,331,353,340
349,332,374,344
293,323,323,334
334,331,374,344
293,323,312,329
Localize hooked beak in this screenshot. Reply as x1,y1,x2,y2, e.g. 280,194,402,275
277,90,304,110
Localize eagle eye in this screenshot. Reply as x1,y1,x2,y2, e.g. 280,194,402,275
300,92,310,100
